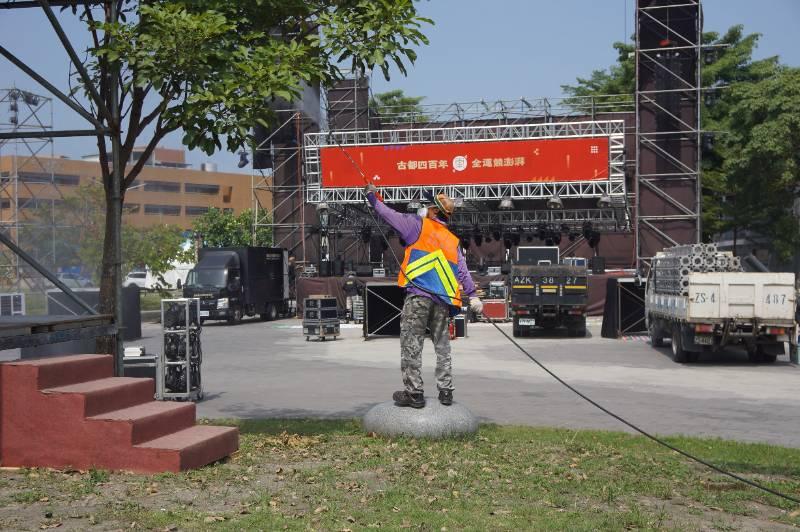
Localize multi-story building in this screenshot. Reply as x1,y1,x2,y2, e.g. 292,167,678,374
0,147,269,230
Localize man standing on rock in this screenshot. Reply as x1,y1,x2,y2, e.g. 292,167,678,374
364,183,483,408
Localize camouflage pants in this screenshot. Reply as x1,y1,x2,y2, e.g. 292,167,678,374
400,294,452,394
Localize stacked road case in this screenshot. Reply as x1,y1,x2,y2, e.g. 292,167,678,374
303,295,340,341
160,298,203,401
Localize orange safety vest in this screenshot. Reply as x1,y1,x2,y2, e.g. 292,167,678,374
398,217,462,308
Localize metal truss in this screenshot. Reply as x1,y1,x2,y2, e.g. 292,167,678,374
304,120,628,224
371,94,633,128
307,180,623,203
0,87,58,288
635,0,702,270
449,208,620,230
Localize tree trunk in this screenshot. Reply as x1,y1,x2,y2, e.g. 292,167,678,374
95,188,120,355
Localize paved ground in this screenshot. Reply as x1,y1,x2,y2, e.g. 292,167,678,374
120,316,800,448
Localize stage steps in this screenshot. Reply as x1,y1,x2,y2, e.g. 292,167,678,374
0,354,238,473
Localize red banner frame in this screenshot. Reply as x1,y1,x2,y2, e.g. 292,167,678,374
319,137,609,187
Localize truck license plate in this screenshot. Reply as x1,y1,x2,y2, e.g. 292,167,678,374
518,318,536,326
200,310,209,317
694,335,712,345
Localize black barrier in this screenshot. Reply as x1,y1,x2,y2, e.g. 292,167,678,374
601,277,647,338
363,282,405,339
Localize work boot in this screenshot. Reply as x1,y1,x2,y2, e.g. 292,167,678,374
393,390,425,408
438,390,453,406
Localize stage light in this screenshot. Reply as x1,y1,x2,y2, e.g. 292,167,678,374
316,202,329,228
492,230,501,241
537,226,546,240
473,234,483,247
503,239,512,249
485,234,493,243
407,200,422,212
547,194,563,210
560,224,570,234
237,150,249,168
525,234,533,243
588,231,601,249
552,232,562,245
498,197,514,210
597,194,612,208
582,221,593,240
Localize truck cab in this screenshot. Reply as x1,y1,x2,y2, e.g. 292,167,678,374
183,250,243,323
183,246,290,324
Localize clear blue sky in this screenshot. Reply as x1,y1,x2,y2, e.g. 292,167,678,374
1,0,798,173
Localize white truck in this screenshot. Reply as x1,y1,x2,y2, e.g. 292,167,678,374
123,262,193,290
646,271,797,363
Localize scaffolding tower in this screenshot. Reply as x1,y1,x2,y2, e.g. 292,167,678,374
635,0,702,270
0,87,57,290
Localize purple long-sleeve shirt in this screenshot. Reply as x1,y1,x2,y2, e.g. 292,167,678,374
368,192,476,305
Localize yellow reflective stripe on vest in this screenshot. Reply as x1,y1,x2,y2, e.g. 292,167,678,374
403,248,458,299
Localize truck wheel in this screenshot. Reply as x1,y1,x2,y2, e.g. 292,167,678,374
649,318,664,347
748,344,777,364
227,307,242,325
671,327,687,363
512,318,521,338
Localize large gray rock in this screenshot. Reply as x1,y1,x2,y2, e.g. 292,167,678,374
362,399,478,439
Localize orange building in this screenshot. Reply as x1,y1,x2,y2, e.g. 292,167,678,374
0,147,270,230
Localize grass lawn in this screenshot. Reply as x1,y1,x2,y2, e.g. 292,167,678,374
1,420,799,530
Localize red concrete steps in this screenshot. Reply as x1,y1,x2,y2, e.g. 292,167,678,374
136,425,240,472
0,354,238,473
89,401,197,445
45,377,155,417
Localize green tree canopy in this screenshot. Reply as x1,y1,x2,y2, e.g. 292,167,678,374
717,67,800,260
191,208,271,248
370,89,427,123
59,0,431,337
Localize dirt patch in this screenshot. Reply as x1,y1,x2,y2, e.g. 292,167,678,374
639,496,797,531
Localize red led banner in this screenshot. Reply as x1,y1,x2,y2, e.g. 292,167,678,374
319,137,609,187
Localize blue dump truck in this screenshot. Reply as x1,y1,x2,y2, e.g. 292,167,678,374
182,246,289,324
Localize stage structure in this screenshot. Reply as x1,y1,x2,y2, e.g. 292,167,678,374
0,87,64,290
303,119,629,269
635,0,702,269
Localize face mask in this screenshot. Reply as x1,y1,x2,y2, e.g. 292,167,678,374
417,207,429,218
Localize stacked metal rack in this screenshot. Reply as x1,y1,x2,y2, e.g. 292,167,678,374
350,294,364,323
652,244,743,296
160,298,203,401
303,295,341,341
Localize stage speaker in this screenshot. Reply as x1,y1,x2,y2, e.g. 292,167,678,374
319,260,331,277
333,258,345,276
591,256,606,274
369,235,384,264
356,264,373,277
364,282,405,338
